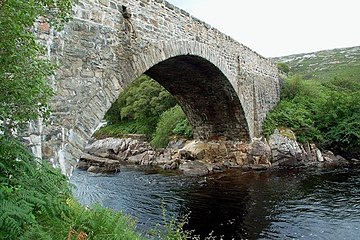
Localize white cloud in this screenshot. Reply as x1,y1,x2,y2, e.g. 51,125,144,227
167,0,360,57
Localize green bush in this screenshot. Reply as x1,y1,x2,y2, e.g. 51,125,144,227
93,122,139,139
151,105,187,148
277,62,290,74
0,0,73,134
99,75,193,144
0,136,69,239
281,74,323,100
316,90,360,155
263,74,360,157
103,75,177,137
173,119,193,138
262,100,323,143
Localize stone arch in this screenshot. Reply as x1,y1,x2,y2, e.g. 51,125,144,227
45,40,252,176
124,40,251,141
145,54,250,141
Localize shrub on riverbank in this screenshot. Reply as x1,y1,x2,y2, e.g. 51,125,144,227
151,105,192,148
104,75,177,137
95,75,193,147
263,74,360,158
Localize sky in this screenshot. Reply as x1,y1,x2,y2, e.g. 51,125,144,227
166,0,360,57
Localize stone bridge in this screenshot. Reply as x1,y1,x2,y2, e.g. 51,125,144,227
27,0,281,176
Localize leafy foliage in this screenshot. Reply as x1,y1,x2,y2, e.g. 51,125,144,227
0,0,73,134
263,72,360,157
105,75,177,136
0,136,69,239
0,137,193,239
277,62,290,74
98,75,193,144
173,119,193,139
0,1,148,239
93,122,139,139
318,80,360,156
150,105,189,148
0,136,144,239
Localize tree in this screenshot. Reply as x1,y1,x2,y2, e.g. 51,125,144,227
105,75,177,136
277,62,290,75
150,105,189,148
263,74,360,158
0,0,73,135
316,82,360,156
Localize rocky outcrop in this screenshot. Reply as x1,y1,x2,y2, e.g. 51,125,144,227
175,138,272,175
268,129,350,168
77,137,176,172
84,137,153,161
268,129,303,166
78,153,120,173
78,129,352,175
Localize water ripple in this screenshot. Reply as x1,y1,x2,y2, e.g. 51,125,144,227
71,166,360,239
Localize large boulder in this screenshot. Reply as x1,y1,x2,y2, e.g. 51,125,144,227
178,140,207,160
78,154,120,173
247,138,271,165
268,129,303,166
84,137,152,161
178,140,229,163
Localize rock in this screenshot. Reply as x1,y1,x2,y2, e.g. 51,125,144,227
178,140,207,160
79,153,120,173
178,140,229,163
167,138,187,149
162,159,180,170
271,158,298,167
316,149,324,162
247,138,271,165
322,158,349,168
322,150,337,161
84,137,154,162
302,143,316,161
87,166,100,173
350,158,360,164
242,164,269,171
77,160,91,170
269,129,302,166
248,138,271,156
127,151,148,165
156,149,173,165
179,160,209,176
233,152,247,165
85,137,127,159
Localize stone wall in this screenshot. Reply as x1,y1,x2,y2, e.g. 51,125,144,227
26,0,281,176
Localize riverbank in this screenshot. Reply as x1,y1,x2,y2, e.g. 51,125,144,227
77,129,359,176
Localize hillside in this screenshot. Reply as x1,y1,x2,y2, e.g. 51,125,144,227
273,46,360,81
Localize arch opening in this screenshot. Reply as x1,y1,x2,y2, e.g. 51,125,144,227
145,55,250,142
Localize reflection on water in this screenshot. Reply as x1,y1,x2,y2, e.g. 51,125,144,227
70,166,360,239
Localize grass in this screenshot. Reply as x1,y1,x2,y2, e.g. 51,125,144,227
275,46,360,81
93,122,139,139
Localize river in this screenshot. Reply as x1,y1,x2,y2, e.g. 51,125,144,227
70,166,360,239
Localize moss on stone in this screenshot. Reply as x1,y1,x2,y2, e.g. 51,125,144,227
279,128,297,141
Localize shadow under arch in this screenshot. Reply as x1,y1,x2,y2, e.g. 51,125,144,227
145,55,250,141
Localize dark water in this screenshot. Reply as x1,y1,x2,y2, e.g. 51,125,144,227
70,166,360,239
